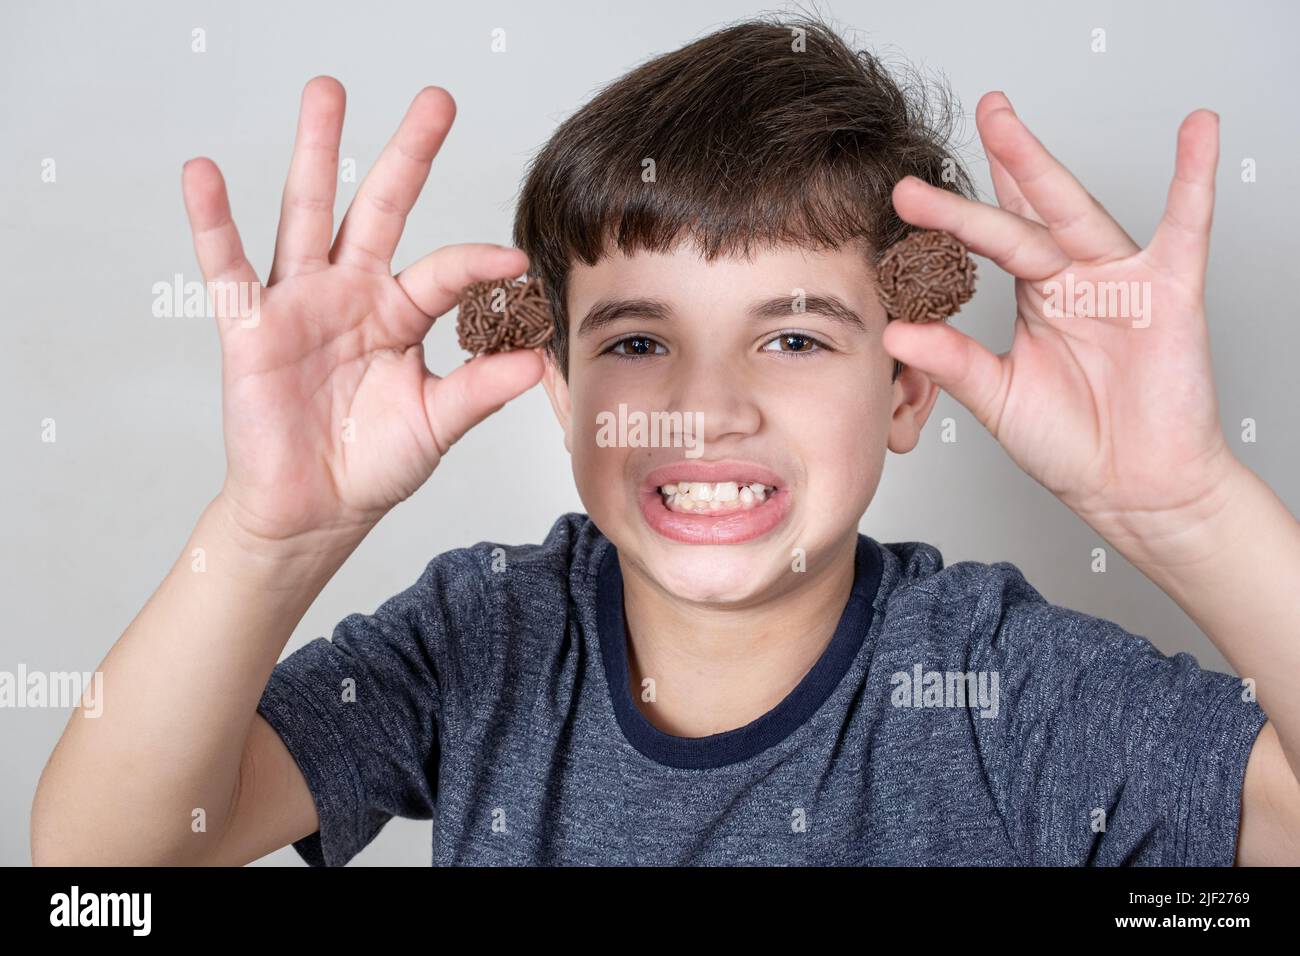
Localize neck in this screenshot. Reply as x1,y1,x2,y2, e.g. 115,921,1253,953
620,532,859,738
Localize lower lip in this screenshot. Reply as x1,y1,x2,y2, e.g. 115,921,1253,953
638,484,792,545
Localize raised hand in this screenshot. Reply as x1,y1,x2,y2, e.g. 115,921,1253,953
884,91,1236,557
182,77,543,546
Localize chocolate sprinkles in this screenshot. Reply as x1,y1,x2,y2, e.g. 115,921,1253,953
876,229,977,324
455,274,554,357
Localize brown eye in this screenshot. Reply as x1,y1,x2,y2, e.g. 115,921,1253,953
761,332,825,355
607,335,665,359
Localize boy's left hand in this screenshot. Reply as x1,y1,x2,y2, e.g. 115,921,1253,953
886,91,1240,564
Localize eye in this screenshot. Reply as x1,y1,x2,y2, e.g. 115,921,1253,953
603,335,667,361
761,331,830,357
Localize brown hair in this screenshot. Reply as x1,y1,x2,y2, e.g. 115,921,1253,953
511,12,975,380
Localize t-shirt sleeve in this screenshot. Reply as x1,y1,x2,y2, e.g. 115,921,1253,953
254,549,486,866
962,564,1268,866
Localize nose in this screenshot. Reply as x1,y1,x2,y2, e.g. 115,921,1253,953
670,350,762,447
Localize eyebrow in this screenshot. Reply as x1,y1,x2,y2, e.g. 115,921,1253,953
576,293,868,338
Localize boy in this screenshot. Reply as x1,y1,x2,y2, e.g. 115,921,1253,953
31,16,1300,865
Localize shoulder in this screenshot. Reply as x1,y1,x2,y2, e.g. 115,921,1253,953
387,512,604,712
411,511,602,596
872,537,1159,672
411,509,605,645
875,538,1044,632
869,538,1262,866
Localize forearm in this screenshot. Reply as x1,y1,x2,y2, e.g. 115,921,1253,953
1102,459,1300,778
31,493,371,865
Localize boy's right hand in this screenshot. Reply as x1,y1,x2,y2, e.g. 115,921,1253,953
182,77,543,548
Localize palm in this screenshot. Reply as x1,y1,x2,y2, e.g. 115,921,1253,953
886,92,1232,536
220,267,439,535
182,78,542,541
996,254,1221,518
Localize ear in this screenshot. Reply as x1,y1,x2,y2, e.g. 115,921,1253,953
887,362,940,454
539,349,574,454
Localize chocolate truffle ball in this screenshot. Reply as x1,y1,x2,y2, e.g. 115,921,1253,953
876,229,977,324
455,274,554,356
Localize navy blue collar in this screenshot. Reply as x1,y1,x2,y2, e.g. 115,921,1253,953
596,535,882,769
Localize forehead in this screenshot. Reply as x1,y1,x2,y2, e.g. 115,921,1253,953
566,238,878,316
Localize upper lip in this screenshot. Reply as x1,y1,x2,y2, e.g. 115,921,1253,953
642,459,786,492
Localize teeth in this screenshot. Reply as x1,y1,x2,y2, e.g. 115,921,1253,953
657,480,777,515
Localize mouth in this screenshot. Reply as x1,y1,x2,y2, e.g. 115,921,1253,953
637,461,792,545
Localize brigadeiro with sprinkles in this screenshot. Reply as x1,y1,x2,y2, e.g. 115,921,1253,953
455,274,554,357
876,229,977,324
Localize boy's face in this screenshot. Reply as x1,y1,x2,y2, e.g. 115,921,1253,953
541,238,939,605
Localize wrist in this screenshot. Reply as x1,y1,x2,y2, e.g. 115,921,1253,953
200,492,374,594
1091,454,1264,577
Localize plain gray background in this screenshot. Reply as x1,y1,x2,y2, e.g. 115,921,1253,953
2,0,1296,866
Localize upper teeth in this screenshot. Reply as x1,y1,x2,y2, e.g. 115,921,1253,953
658,481,775,512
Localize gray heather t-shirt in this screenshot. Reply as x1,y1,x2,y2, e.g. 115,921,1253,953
255,511,1267,866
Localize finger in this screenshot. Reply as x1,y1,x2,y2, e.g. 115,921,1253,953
980,106,1139,262
269,76,346,285
396,243,530,317
975,91,1042,224
1145,110,1219,281
181,158,262,325
881,319,1006,435
892,176,1070,281
332,86,454,271
423,349,545,456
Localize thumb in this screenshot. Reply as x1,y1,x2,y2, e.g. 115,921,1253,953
882,320,1006,434
424,348,545,456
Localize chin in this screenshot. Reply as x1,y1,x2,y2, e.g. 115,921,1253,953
640,534,792,603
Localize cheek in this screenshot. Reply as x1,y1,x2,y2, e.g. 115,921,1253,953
568,381,631,498
768,366,888,489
